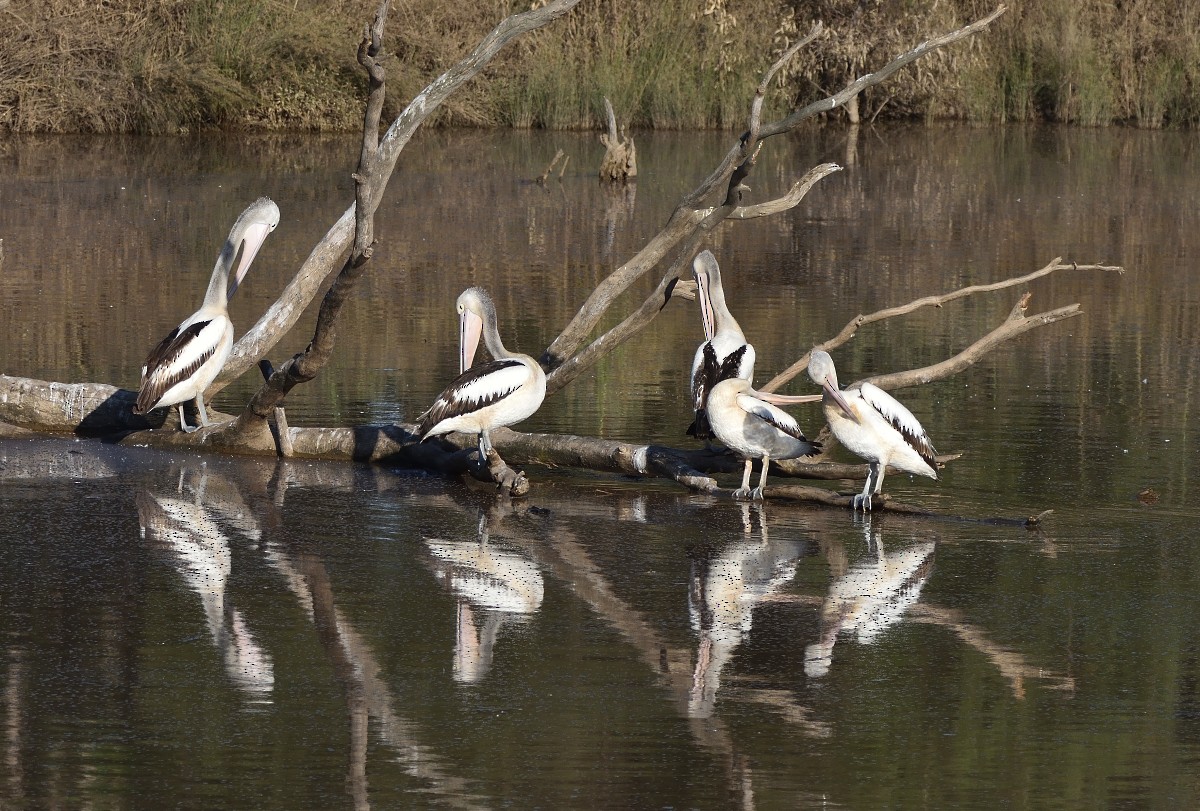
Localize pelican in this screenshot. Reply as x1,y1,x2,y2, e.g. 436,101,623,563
807,349,938,511
134,197,280,432
706,377,821,500
418,287,546,456
687,250,755,440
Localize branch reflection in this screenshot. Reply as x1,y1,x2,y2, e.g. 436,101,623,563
261,465,488,811
803,514,1075,698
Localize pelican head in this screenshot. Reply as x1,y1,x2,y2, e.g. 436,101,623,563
225,197,280,300
456,287,501,373
808,349,858,421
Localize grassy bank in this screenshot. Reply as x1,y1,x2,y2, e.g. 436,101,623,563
3,0,1199,133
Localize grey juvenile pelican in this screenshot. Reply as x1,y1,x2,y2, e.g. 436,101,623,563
687,250,755,441
134,197,280,432
418,287,546,457
807,349,939,511
706,377,821,500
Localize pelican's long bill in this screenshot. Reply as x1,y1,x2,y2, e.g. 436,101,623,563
228,221,274,298
757,391,823,407
459,305,484,374
820,378,860,422
695,262,716,341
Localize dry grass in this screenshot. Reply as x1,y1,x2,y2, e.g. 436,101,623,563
3,0,1200,133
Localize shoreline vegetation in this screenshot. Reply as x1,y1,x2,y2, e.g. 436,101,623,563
2,0,1197,134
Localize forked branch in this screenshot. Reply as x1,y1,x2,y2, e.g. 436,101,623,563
760,259,1125,394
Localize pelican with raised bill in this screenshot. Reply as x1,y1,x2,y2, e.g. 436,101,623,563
417,287,546,458
687,250,755,441
133,197,280,432
807,349,939,511
706,377,821,500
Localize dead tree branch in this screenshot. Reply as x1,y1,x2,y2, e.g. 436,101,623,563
209,0,586,396
760,259,1125,394
218,1,393,448
542,7,1006,373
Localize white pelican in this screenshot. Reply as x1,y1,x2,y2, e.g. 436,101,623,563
134,197,280,432
706,377,821,500
417,287,546,456
687,250,755,441
807,349,938,511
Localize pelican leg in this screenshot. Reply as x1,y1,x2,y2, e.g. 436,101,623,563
478,430,493,457
194,394,212,430
177,403,196,433
852,462,880,511
750,456,770,500
732,459,754,500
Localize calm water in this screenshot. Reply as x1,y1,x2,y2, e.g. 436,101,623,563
3,125,1200,808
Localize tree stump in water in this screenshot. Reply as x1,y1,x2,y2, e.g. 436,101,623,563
598,97,636,183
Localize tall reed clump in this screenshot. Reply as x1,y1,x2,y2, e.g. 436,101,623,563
0,0,370,133
7,0,1200,132
388,0,797,130
948,0,1200,127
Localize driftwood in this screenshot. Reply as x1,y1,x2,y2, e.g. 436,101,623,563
0,3,1116,510
536,149,567,184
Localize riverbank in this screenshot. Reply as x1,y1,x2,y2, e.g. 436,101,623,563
2,0,1197,133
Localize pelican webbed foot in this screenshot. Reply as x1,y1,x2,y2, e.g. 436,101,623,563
749,486,765,501
731,487,754,501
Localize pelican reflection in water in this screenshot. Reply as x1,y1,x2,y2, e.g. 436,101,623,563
425,512,544,683
134,198,280,432
136,466,273,699
688,505,808,717
804,519,936,679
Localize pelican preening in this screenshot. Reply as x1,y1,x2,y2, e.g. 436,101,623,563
418,287,546,457
807,349,939,511
688,250,755,441
706,377,821,500
134,197,280,432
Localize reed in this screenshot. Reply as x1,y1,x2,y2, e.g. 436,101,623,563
5,0,1200,132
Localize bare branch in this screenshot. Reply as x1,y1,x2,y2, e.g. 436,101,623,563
214,0,586,392
543,8,1005,376
863,299,1082,391
762,6,1010,139
546,272,689,396
719,162,842,220
760,259,1125,393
